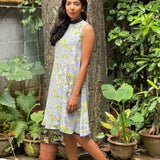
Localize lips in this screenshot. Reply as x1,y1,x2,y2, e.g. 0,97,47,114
70,12,76,15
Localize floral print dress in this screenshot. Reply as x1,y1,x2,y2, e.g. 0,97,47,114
42,20,91,137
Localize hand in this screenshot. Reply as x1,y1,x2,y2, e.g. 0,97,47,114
67,94,79,113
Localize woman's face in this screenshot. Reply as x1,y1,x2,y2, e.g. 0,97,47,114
65,0,84,21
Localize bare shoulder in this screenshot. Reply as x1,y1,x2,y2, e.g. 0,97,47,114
82,24,95,38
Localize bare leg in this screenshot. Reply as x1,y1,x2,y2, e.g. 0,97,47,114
74,134,107,160
63,134,78,160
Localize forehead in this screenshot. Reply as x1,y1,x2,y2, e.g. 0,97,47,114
66,0,81,3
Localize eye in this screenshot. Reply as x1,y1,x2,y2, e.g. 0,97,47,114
66,1,71,5
74,2,79,6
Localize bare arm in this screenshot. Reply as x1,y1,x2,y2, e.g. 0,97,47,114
67,24,95,113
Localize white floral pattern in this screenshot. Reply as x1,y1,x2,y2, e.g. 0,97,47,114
42,20,91,137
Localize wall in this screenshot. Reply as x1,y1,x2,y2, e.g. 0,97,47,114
0,6,44,93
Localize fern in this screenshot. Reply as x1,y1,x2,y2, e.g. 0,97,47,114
16,130,25,147
29,123,41,140
14,121,27,147
0,112,14,122
0,112,15,134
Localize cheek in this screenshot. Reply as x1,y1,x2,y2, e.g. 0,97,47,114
65,7,69,14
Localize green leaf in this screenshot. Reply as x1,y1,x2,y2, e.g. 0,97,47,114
147,79,158,89
30,111,44,124
149,100,157,111
102,84,117,100
130,19,140,26
151,26,160,34
15,90,36,114
29,5,36,13
119,31,129,37
0,62,10,73
142,26,149,36
130,112,144,122
109,9,117,15
115,39,122,46
31,61,44,75
23,0,29,5
116,83,133,101
0,88,16,108
2,65,33,81
140,44,144,55
110,34,118,40
138,4,145,12
29,142,34,155
137,61,149,65
128,9,140,15
111,126,120,135
117,15,125,21
136,64,148,73
148,63,156,72
145,1,153,11
96,132,105,139
129,16,139,20
102,83,133,102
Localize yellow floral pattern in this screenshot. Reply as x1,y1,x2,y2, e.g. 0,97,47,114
42,20,91,137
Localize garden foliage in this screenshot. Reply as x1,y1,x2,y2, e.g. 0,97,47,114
104,0,160,89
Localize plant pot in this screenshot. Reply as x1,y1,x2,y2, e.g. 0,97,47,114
23,138,41,157
0,136,12,157
139,129,160,157
40,142,58,160
107,136,137,160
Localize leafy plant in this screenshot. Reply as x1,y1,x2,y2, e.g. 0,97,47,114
0,54,44,93
13,91,44,147
135,79,160,135
18,0,42,33
0,54,44,147
106,0,160,89
43,130,63,144
98,83,144,143
18,0,44,100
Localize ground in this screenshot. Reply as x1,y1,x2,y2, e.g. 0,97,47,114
3,144,160,160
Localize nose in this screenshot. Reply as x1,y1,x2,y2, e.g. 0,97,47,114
70,4,75,10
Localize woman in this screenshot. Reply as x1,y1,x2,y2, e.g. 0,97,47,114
42,0,107,159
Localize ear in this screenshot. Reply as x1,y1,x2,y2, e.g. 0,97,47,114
82,6,85,12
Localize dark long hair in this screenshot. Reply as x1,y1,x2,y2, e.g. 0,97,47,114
50,0,88,46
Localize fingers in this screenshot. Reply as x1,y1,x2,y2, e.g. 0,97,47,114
67,104,78,113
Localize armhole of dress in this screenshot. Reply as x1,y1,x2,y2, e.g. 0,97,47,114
81,22,89,38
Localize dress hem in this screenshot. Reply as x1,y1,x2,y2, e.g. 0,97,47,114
41,125,91,138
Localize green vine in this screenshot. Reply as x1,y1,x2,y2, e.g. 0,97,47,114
18,0,43,33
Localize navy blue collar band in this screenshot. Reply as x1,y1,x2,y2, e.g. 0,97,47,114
70,18,83,24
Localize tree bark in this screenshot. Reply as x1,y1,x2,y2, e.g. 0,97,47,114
87,0,107,142
41,0,108,143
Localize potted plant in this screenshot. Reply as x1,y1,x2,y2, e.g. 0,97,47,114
23,110,45,157
97,83,144,160
0,87,17,157
0,111,16,158
138,79,160,157
0,54,44,156
40,130,63,160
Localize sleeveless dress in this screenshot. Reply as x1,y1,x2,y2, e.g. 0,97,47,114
42,20,91,137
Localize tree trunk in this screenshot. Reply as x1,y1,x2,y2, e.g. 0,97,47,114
41,0,108,143
87,0,107,142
